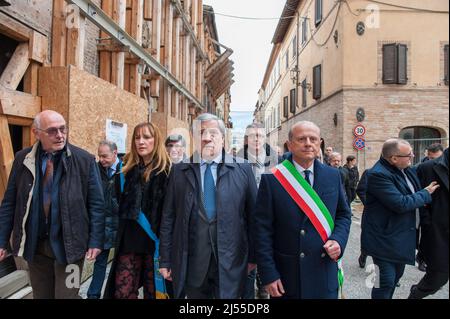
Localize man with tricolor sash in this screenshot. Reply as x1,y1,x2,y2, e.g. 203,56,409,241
254,121,352,299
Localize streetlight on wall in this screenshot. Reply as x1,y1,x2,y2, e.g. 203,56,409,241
290,66,299,84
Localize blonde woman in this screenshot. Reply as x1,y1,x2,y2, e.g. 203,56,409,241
104,122,172,299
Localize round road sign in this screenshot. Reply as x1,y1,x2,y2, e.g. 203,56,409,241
353,124,366,137
353,137,366,150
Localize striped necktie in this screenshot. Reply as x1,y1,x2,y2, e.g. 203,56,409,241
42,153,54,220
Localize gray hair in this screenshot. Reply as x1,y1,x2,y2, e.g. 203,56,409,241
382,138,410,159
329,152,342,160
98,140,118,152
195,113,226,136
288,121,321,141
33,116,41,129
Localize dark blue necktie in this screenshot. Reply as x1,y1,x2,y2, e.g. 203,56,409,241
203,163,216,221
304,170,312,185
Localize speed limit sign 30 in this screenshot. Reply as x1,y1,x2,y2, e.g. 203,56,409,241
353,124,366,137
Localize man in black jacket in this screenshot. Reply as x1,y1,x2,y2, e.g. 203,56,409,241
409,149,449,299
86,140,122,299
0,110,104,299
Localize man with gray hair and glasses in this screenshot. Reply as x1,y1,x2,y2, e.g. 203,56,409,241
0,110,104,299
159,113,257,299
361,138,439,299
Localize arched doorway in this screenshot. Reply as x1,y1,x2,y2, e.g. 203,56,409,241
399,126,442,164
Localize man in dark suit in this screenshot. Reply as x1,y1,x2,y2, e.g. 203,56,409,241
159,113,257,299
361,138,439,299
409,148,448,299
254,121,351,299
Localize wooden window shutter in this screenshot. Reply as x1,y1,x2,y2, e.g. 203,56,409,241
315,0,322,26
302,79,307,107
397,44,408,84
445,44,449,86
290,88,297,114
383,43,397,84
313,64,322,100
283,96,289,118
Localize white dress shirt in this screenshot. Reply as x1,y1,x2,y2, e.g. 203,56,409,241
293,160,315,187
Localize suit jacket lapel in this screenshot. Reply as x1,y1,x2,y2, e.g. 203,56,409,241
313,159,325,196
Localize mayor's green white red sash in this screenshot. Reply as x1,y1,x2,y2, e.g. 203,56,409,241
272,160,334,242
272,160,345,294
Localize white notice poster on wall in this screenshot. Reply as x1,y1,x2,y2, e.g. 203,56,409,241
106,119,128,154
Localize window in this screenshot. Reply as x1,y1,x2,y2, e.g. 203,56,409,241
445,44,449,86
302,79,307,107
285,51,289,70
315,0,322,26
283,96,289,118
313,64,322,100
382,43,408,84
400,127,442,164
290,88,297,114
292,36,297,58
302,18,308,45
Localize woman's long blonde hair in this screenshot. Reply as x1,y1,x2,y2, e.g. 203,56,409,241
121,122,171,182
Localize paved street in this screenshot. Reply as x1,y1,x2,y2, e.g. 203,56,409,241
342,202,449,299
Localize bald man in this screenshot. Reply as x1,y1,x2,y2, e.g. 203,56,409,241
254,121,351,299
0,110,105,299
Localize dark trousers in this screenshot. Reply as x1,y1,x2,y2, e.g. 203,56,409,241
409,270,449,299
242,268,256,299
28,239,84,299
371,258,405,299
86,249,110,298
185,255,219,299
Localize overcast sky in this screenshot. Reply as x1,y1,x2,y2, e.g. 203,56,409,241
203,0,286,112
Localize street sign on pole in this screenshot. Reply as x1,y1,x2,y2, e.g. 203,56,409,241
353,124,366,137
353,137,366,151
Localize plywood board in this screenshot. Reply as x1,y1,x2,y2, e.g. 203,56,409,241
38,67,70,122
68,66,147,155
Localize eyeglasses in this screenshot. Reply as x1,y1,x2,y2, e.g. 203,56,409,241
393,153,415,158
36,126,68,136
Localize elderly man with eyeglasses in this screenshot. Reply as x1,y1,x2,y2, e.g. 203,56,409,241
0,110,105,299
361,138,439,299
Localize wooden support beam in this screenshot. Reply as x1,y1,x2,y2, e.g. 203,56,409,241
0,43,30,90
99,0,113,82
213,80,234,100
129,0,143,96
0,115,14,201
197,1,204,50
29,31,48,64
0,85,41,119
191,0,198,34
51,0,67,67
0,11,30,41
143,0,153,20
171,17,181,118
23,63,40,96
111,0,126,88
66,14,86,69
150,0,162,97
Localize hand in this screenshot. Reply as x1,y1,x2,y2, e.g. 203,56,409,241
0,248,7,262
264,279,285,298
85,248,102,261
247,263,257,274
159,268,172,281
323,240,341,261
425,181,440,195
